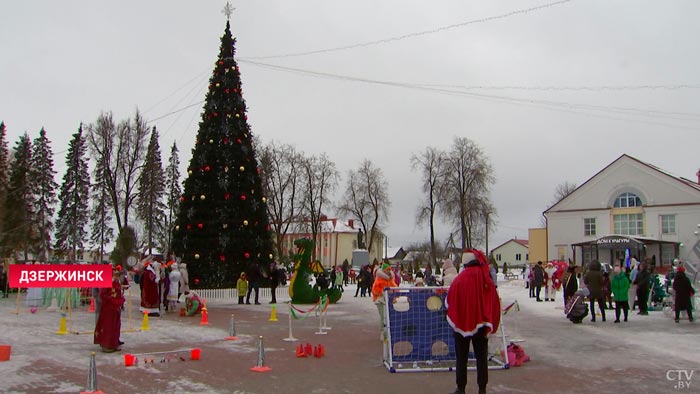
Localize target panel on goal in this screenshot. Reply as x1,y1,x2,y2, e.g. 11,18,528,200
384,287,455,364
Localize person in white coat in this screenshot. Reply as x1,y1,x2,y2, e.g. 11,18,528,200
167,263,181,312
544,262,557,301
442,259,458,287
179,262,189,298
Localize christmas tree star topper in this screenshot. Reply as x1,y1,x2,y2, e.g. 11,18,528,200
222,2,235,21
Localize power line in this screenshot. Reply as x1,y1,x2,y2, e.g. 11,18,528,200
146,101,205,124
416,83,700,92
239,59,700,130
243,0,576,60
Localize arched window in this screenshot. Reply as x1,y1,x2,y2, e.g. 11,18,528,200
613,192,642,208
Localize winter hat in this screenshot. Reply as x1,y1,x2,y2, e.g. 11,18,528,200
678,266,686,273
442,259,454,270
381,262,391,270
461,252,477,266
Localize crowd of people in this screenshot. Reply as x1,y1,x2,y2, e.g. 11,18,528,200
548,257,696,325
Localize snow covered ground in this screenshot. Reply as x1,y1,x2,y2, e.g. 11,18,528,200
0,279,696,393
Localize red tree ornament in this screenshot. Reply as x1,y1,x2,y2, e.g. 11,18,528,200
240,194,246,201
197,223,203,229
219,255,226,262
244,252,250,259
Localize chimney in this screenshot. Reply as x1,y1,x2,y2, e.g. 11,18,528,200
348,219,354,228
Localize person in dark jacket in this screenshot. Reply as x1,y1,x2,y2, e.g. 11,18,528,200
532,261,545,302
602,271,613,309
245,262,261,305
633,263,651,315
269,262,280,304
672,267,695,323
584,261,606,322
563,265,579,308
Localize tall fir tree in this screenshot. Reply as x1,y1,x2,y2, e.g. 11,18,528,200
164,141,182,254
31,128,58,262
54,124,91,262
0,122,10,254
137,126,166,255
172,20,274,288
2,133,35,260
89,145,115,263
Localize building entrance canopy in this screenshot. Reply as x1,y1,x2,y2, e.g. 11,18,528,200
572,235,676,249
571,235,679,268
594,235,643,249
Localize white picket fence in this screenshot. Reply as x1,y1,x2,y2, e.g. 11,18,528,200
196,285,289,304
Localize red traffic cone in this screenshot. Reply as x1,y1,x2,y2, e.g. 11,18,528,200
295,344,306,358
304,343,313,357
87,297,96,313
313,344,326,358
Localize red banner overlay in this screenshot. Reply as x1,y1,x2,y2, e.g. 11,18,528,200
8,265,113,288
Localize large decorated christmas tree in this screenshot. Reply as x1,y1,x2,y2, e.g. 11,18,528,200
172,13,274,288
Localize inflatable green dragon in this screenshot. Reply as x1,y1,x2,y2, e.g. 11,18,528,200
288,238,342,304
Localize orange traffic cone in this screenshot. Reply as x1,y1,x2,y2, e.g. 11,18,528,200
88,297,96,313
295,344,306,358
200,306,209,325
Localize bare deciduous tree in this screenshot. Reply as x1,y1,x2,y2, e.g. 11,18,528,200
540,181,577,226
410,147,446,265
299,153,338,261
87,110,149,231
338,159,390,255
442,137,495,250
259,141,303,261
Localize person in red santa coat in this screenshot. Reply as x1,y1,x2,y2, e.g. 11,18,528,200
94,266,125,353
139,260,161,317
446,250,501,394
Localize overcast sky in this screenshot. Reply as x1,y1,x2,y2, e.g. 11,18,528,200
1,0,699,251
